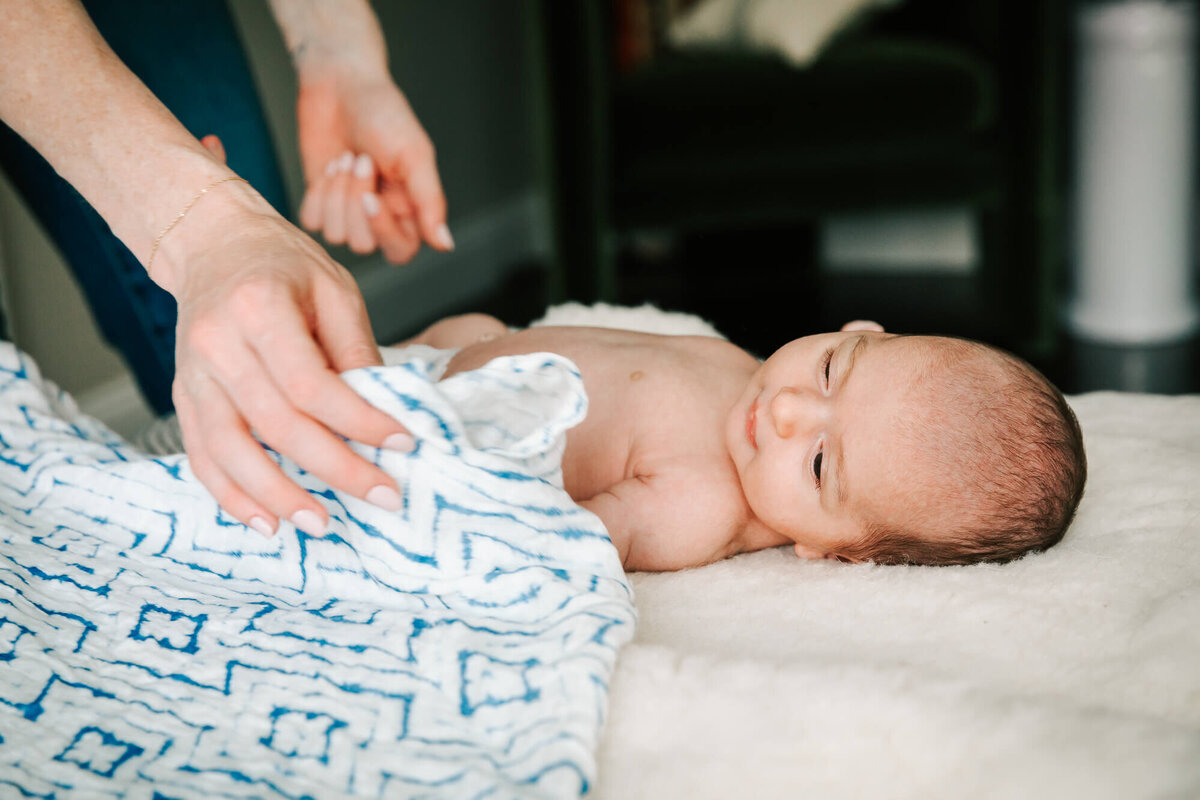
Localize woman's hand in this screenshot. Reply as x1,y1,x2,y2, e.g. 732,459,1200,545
1,1,416,536
296,72,451,264
156,173,414,536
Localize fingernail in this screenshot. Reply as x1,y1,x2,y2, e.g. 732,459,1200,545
353,153,374,179
383,432,416,452
366,484,402,512
249,515,276,538
435,223,455,251
362,192,381,217
290,509,326,534
338,151,355,172
325,157,340,178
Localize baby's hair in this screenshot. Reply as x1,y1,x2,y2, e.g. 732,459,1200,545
841,338,1086,566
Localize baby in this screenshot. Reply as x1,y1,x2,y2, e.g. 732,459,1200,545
399,313,1087,572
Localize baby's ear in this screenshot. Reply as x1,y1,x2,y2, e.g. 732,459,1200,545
840,320,885,332
793,542,832,560
794,542,857,563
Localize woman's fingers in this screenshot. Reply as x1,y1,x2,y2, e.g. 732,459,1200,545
176,316,334,531
380,180,415,219
175,273,411,536
226,374,403,524
199,134,227,164
185,317,407,533
365,192,419,264
363,183,416,264
321,150,354,245
402,154,453,252
175,390,276,535
300,151,343,234
299,178,327,232
301,148,448,263
218,279,413,499
240,277,411,449
176,378,318,536
344,153,377,255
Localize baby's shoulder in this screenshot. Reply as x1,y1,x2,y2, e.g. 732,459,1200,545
635,456,747,526
622,458,751,568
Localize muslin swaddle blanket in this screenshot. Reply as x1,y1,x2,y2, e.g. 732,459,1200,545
0,342,635,798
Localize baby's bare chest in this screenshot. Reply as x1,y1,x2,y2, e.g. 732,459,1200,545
566,357,741,500
445,328,751,500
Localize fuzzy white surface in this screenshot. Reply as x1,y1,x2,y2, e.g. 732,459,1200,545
535,303,1200,799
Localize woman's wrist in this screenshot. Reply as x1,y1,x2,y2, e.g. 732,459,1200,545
269,0,389,87
294,52,391,100
147,174,280,297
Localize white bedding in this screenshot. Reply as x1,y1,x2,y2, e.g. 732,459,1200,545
547,305,1200,799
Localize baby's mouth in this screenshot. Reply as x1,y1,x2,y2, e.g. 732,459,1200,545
747,400,759,450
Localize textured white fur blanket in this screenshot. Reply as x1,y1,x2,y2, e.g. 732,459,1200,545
539,304,1200,800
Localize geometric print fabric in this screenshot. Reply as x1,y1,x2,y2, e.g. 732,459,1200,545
0,344,634,798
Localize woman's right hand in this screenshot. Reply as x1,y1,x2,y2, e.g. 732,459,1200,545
154,165,414,537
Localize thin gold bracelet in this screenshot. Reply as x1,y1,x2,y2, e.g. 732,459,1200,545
146,175,250,273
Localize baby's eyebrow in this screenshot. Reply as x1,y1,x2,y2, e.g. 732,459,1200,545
833,335,869,509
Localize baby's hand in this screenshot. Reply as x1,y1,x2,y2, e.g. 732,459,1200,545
841,320,885,332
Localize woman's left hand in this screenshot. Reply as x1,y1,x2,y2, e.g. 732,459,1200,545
296,71,452,264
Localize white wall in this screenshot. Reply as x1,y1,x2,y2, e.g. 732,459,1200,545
0,0,548,437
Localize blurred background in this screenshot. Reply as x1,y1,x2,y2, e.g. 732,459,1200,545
1,0,1197,439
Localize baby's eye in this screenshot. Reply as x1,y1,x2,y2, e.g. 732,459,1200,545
813,449,823,488
821,347,834,386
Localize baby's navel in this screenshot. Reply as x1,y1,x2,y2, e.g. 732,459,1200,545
629,370,644,382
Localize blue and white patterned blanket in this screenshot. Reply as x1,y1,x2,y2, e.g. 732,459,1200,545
0,342,635,798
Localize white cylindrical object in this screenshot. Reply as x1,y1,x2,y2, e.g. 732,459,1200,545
1068,0,1200,344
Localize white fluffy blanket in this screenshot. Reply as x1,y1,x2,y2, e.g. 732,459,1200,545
541,304,1200,799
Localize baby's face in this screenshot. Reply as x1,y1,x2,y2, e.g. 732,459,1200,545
724,330,945,560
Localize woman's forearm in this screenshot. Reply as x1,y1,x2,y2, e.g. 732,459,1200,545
0,0,236,282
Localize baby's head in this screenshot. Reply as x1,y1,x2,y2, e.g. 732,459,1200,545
725,322,1086,566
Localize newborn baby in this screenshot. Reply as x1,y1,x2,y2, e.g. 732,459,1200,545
401,313,1087,572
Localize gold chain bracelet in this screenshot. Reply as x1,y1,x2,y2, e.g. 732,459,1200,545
146,176,250,273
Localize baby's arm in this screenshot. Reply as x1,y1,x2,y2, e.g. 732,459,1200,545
399,313,509,349
581,471,736,572
579,478,651,570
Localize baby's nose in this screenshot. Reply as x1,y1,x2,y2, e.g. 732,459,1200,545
770,386,824,439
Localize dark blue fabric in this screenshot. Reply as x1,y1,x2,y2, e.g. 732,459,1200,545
0,0,288,414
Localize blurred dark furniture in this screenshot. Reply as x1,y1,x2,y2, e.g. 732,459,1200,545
538,0,1070,360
